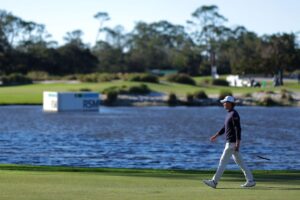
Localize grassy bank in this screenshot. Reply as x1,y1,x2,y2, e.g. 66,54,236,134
0,165,299,200
0,79,299,105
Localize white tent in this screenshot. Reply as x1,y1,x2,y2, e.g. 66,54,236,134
226,75,251,87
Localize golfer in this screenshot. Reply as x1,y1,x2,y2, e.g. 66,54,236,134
203,96,256,188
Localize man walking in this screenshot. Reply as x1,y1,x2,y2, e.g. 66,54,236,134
203,96,255,189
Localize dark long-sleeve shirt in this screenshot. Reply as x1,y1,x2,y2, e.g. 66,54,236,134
217,109,241,143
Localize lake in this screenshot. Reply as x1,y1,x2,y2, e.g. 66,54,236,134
0,106,299,170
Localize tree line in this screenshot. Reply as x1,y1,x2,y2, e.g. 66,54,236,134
0,5,299,82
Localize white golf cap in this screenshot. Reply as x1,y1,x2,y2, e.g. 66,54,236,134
220,96,235,103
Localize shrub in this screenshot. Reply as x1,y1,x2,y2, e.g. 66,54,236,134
27,71,49,81
194,90,208,99
104,90,118,106
258,96,278,106
212,79,229,86
166,74,196,85
79,88,92,92
102,86,120,94
118,85,129,94
186,93,194,105
265,90,275,94
127,84,151,95
167,92,178,106
287,94,294,102
129,75,141,82
79,73,98,82
102,84,151,95
280,89,289,94
79,73,118,83
98,73,119,82
219,89,233,100
280,89,294,101
129,73,159,83
243,93,252,98
64,74,78,80
1,73,33,86
140,74,159,83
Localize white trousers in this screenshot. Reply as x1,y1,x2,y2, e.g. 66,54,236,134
212,142,254,183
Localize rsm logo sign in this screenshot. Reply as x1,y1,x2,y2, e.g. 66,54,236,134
83,99,100,109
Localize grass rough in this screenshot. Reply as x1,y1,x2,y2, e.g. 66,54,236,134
0,165,299,200
0,78,299,105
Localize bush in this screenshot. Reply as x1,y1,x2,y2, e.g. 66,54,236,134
27,71,49,81
128,84,151,95
265,90,275,94
287,94,294,102
167,92,178,106
243,93,252,98
63,74,78,80
280,89,289,94
129,73,159,83
186,93,194,105
98,73,119,82
212,79,229,86
79,73,118,83
219,89,233,100
1,73,33,86
129,75,140,82
102,84,151,95
258,96,279,106
280,89,294,101
79,73,98,82
104,90,118,105
194,90,208,99
79,88,92,92
102,86,120,94
166,74,196,85
118,85,129,94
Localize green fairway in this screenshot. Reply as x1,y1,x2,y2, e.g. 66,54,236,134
0,79,299,105
0,165,299,200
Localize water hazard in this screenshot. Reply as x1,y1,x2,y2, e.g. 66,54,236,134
0,106,299,170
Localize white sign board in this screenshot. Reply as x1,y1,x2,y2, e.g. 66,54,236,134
43,92,58,111
43,91,100,112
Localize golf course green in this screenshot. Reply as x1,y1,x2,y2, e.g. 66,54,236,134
0,165,299,200
0,79,299,105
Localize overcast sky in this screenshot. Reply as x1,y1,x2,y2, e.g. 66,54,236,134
1,0,299,45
